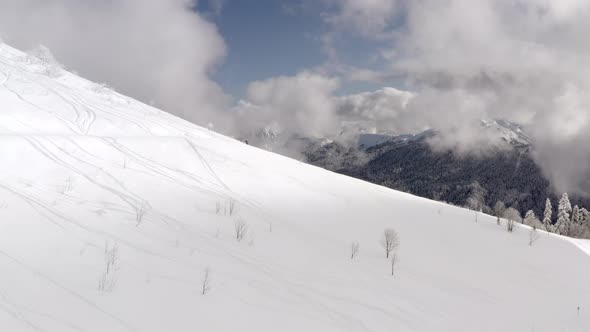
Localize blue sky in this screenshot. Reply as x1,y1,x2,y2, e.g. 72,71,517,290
197,1,324,97
197,0,391,98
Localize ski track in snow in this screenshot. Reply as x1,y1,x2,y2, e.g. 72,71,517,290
0,249,139,332
570,239,590,257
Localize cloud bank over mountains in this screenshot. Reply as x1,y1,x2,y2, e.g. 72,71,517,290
314,0,590,195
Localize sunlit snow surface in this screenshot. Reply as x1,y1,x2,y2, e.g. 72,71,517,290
0,43,589,332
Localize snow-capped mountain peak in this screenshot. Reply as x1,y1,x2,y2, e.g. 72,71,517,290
480,119,531,147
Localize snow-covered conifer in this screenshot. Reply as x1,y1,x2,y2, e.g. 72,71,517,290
543,198,553,232
555,193,572,235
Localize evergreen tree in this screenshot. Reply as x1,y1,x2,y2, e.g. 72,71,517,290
581,208,590,225
572,205,581,225
543,198,553,232
555,193,572,235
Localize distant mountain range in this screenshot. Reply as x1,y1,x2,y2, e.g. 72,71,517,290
245,120,590,221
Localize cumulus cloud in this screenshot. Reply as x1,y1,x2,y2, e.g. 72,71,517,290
0,0,231,130
235,71,340,138
320,0,590,195
322,0,399,37
337,87,415,132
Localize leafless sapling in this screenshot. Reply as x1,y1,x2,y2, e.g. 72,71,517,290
381,228,400,259
503,207,521,233
228,199,236,216
391,252,398,276
507,218,515,232
350,242,360,259
234,219,248,241
494,201,506,226
136,201,149,226
202,268,211,295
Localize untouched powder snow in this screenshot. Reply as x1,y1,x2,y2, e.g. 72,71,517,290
0,43,589,332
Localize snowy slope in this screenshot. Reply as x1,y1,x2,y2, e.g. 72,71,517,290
0,43,589,332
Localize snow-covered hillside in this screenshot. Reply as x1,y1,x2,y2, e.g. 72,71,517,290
0,43,589,332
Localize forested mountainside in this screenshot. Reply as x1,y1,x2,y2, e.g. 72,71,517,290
303,134,590,230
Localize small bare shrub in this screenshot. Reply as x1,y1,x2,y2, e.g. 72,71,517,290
494,201,506,226
26,45,64,77
234,219,248,241
98,242,119,292
228,199,236,216
350,242,360,259
136,201,149,226
201,268,211,295
216,198,237,216
91,82,115,95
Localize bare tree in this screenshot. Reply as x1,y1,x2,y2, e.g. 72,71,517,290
234,219,248,241
201,268,211,295
350,242,360,259
494,201,506,226
381,228,400,258
503,207,521,233
529,226,540,246
391,253,398,276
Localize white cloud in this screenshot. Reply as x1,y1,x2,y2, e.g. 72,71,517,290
323,0,399,37
0,0,231,130
236,71,340,138
204,0,226,17
336,87,415,133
